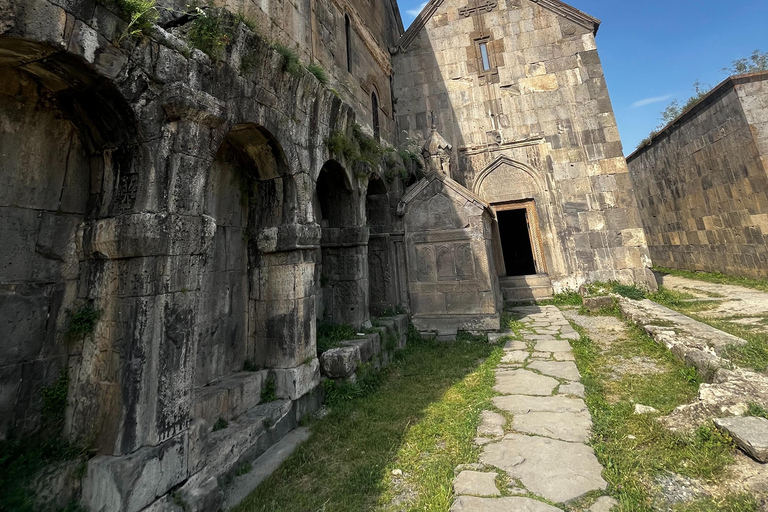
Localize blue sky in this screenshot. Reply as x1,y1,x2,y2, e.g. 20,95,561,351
397,0,768,153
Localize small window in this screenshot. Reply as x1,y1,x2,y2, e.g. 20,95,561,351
372,91,380,142
479,42,491,71
345,15,352,72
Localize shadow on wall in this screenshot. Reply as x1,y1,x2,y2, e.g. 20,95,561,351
0,37,140,447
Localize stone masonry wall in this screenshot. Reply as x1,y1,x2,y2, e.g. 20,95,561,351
0,0,405,509
627,73,768,279
392,0,656,291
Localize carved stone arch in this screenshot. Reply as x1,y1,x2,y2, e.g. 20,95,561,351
473,156,546,202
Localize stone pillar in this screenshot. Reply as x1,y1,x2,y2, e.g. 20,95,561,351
80,84,226,512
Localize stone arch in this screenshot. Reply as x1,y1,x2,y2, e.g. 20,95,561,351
0,38,140,442
315,160,369,327
197,122,300,387
473,156,546,202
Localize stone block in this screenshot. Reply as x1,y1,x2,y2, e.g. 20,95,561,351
453,470,500,497
713,416,768,463
583,296,615,312
82,433,189,512
340,333,381,363
272,359,320,401
319,346,360,379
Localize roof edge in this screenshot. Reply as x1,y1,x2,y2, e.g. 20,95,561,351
395,0,600,52
626,70,768,162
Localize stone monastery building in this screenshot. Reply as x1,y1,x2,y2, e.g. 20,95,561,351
0,0,654,509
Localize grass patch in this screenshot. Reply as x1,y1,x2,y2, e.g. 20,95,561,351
538,291,583,307
746,402,768,419
654,266,768,293
717,321,768,373
648,286,721,313
233,336,501,511
673,494,758,512
611,283,646,300
306,63,329,85
570,322,736,510
272,42,302,76
317,322,358,352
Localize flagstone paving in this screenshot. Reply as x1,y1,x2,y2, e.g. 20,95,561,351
451,306,617,511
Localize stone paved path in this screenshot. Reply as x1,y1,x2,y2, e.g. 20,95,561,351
451,306,616,511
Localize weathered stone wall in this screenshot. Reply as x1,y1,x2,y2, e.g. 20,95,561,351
392,0,655,291
627,73,768,279
183,0,403,144
0,0,406,508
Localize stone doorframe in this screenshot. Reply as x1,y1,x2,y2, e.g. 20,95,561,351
491,199,548,276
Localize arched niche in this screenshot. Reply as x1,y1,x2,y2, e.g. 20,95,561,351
473,156,545,203
197,123,293,386
0,38,139,442
315,160,368,328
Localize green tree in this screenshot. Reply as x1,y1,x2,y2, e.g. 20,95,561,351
724,49,768,75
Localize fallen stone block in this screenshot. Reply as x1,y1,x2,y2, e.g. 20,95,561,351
583,296,615,312
319,346,360,378
714,416,768,463
634,404,659,415
272,359,320,401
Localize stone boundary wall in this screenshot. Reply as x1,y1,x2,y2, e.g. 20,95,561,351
627,72,768,279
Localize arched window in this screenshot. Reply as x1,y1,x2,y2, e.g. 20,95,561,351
371,91,380,141
345,15,352,72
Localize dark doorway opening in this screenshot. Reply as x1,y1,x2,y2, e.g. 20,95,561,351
497,209,536,276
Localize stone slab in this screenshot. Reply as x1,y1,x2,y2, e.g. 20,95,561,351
504,339,528,350
535,339,573,352
501,351,528,364
480,434,607,503
453,471,500,497
451,496,562,512
493,369,558,396
477,410,506,438
493,395,587,414
713,416,768,463
589,496,619,512
513,411,592,443
559,382,586,398
528,361,581,381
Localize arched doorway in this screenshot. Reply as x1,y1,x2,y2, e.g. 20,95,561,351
197,124,293,386
0,38,138,442
315,160,368,327
474,157,548,277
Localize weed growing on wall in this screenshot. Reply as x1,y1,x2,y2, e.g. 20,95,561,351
272,43,302,76
212,417,228,431
101,0,158,43
306,63,329,85
260,378,277,403
189,6,232,59
316,322,357,352
65,304,102,343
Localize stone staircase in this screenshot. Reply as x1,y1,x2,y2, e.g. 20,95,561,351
500,274,554,304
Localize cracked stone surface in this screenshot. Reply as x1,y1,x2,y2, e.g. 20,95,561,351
512,411,593,442
476,411,506,439
527,360,581,381
589,496,619,511
494,369,559,396
481,434,607,503
451,496,562,512
453,471,500,497
453,306,609,509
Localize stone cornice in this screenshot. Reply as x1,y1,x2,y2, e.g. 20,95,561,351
394,0,600,52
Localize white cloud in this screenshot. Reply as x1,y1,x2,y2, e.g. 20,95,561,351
406,2,428,17
631,94,673,108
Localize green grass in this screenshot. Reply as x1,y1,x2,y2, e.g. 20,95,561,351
654,266,768,293
716,321,768,373
673,494,758,512
538,291,583,307
746,402,768,419
570,322,736,510
234,336,501,511
306,63,329,85
648,286,721,313
317,322,358,352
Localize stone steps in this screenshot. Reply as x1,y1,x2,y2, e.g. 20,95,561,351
221,427,311,510
500,274,554,303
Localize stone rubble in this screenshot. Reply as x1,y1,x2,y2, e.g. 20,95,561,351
451,306,615,510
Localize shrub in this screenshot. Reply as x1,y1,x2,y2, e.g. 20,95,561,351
306,63,329,85
189,7,232,59
65,304,102,342
272,43,302,76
